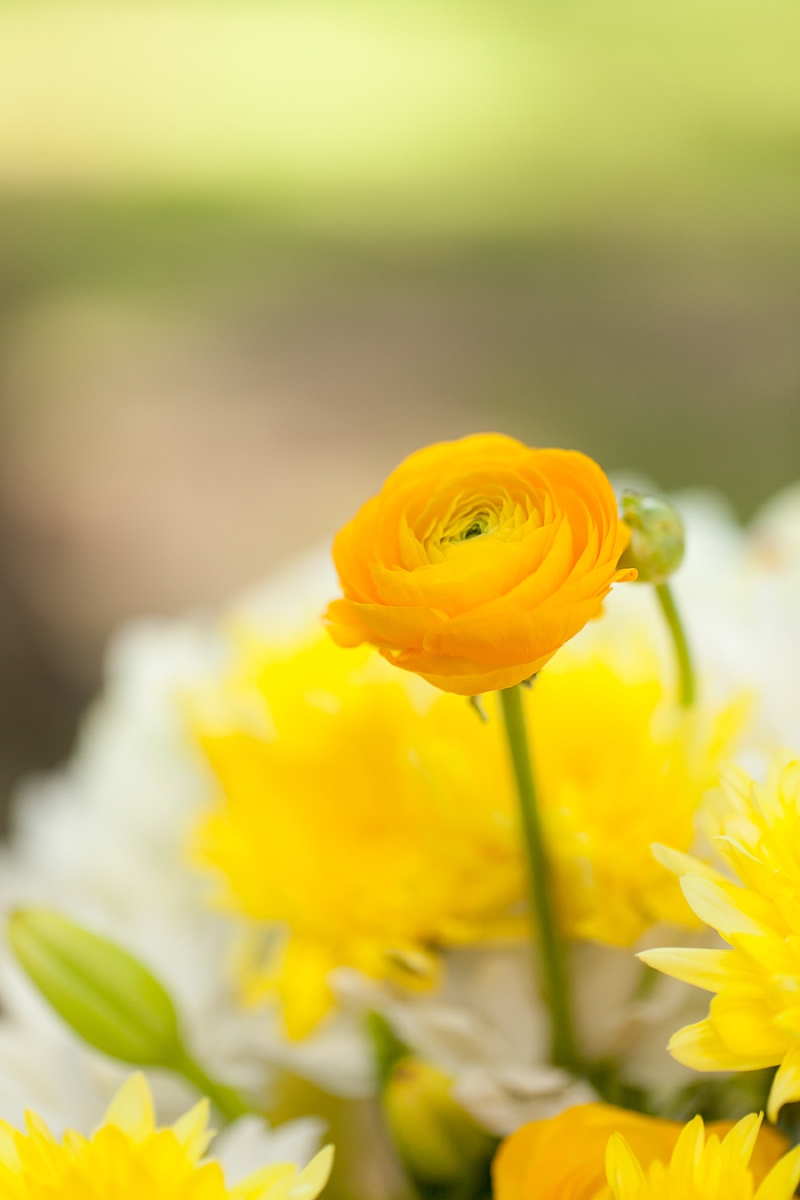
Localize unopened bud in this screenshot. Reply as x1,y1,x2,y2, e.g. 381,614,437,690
383,1058,496,1189
9,908,184,1067
619,491,685,584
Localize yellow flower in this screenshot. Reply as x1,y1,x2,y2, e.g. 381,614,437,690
325,434,635,694
493,1103,789,1200
640,758,800,1122
0,1072,333,1200
191,630,730,1038
605,1113,800,1200
532,654,734,946
193,633,525,1039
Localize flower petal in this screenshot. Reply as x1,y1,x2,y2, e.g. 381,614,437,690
668,1018,769,1072
680,874,764,939
637,947,736,994
768,1044,800,1122
605,1133,645,1200
103,1074,155,1142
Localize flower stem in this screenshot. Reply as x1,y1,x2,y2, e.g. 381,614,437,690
364,1013,423,1200
655,582,695,707
499,684,578,1072
171,1048,254,1122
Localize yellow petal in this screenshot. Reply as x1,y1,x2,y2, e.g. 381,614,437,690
718,1113,762,1176
734,930,798,976
719,762,755,813
279,938,337,1041
712,993,788,1062
668,1018,766,1072
680,874,764,939
669,1115,704,1182
24,1110,55,1142
171,1097,214,1163
768,1044,800,1122
650,843,727,883
230,1163,294,1200
288,1146,335,1200
637,947,734,993
0,1121,21,1172
605,1132,645,1200
773,1007,800,1039
103,1073,155,1141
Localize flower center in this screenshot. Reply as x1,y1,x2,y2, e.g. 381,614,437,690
461,518,488,540
443,507,496,546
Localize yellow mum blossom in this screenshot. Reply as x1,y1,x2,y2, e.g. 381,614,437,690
533,654,735,945
0,1072,333,1200
606,1113,800,1200
193,634,524,1038
192,631,732,1038
493,1102,789,1200
641,758,800,1122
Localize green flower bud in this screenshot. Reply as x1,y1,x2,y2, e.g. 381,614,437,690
383,1058,497,1190
10,908,252,1120
619,491,685,584
9,908,184,1066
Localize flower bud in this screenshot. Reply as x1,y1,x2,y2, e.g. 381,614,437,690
9,908,184,1067
382,1057,497,1189
619,491,685,584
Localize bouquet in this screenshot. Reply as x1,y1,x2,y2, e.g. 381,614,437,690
2,432,800,1200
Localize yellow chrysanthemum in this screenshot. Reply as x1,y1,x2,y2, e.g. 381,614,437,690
606,1113,800,1200
533,653,736,946
493,1102,789,1200
641,758,800,1122
191,631,732,1038
0,1072,333,1200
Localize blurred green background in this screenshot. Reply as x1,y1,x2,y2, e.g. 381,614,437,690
0,0,799,805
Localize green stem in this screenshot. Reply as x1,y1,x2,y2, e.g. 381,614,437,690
365,1013,422,1200
499,685,578,1072
655,582,695,707
171,1048,254,1122
366,1010,412,1091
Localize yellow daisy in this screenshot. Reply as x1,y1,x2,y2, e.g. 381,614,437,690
0,1072,333,1200
606,1113,800,1200
641,758,800,1121
191,629,733,1038
493,1102,789,1200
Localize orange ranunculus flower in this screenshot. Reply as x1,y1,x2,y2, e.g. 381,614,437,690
492,1103,788,1200
325,434,636,694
